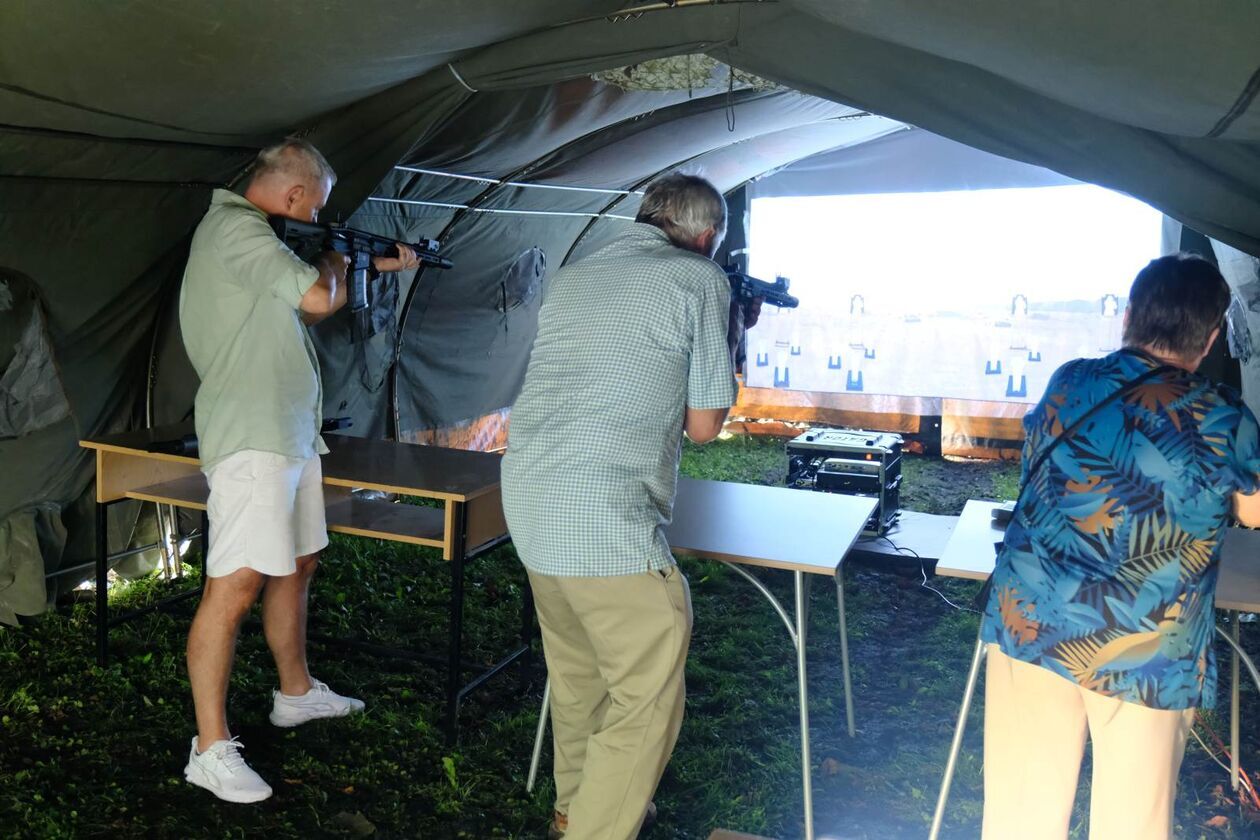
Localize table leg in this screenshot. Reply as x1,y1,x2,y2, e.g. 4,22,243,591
1214,617,1260,796
713,562,805,834
801,571,811,626
445,502,469,745
795,570,815,840
95,501,109,666
929,625,987,840
527,678,552,793
834,561,856,737
1232,610,1240,792
523,563,819,832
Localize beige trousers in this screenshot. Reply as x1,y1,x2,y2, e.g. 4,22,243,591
528,566,693,840
982,645,1195,840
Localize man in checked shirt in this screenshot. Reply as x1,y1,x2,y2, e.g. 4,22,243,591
503,174,759,840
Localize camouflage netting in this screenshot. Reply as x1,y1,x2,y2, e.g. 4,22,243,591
593,55,778,93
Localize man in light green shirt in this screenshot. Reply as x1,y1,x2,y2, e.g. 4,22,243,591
180,187,329,468
503,174,758,839
179,140,419,803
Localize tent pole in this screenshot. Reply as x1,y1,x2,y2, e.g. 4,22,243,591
386,97,731,437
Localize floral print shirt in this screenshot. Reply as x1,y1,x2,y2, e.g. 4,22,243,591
981,348,1260,709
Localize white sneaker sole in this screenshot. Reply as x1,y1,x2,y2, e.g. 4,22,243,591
184,761,272,803
269,704,364,728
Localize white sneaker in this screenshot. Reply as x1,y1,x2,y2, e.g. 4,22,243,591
184,737,273,803
269,678,365,727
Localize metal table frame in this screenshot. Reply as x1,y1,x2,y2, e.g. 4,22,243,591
93,501,208,664
523,478,877,840
927,500,1260,839
528,563,819,827
81,426,528,744
928,617,1260,840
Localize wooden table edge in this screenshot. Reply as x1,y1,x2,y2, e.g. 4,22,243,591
79,439,199,465
79,440,500,503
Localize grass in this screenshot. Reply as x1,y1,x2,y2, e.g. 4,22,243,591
0,436,1256,839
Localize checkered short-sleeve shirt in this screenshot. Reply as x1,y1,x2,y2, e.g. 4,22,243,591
501,223,738,577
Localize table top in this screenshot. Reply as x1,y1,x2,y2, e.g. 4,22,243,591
1219,529,1260,613
321,434,500,501
938,499,1260,612
80,424,501,502
849,509,959,565
935,500,1006,581
667,478,876,575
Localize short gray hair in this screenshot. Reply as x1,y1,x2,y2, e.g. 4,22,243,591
248,138,336,188
635,174,727,248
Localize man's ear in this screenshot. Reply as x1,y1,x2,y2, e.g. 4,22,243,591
695,227,717,257
1204,325,1221,356
285,183,305,210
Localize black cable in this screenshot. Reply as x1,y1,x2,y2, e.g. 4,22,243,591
863,533,979,614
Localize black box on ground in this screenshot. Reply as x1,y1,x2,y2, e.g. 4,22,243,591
785,428,903,535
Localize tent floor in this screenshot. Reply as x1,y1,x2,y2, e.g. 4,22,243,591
5,438,1257,838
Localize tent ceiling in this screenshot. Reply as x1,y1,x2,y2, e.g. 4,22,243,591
790,0,1260,139
389,78,726,185
750,128,1080,198
521,91,867,189
0,0,628,141
3,1,1258,145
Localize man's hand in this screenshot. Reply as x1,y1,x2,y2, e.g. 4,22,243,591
372,243,419,274
727,295,765,364
743,297,763,331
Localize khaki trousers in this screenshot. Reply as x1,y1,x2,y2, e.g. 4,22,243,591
528,566,693,840
982,645,1195,840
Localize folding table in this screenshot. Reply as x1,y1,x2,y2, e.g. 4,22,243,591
526,477,875,840
80,424,519,743
928,499,1260,839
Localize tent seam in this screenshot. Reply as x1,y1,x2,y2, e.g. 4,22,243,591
1208,64,1260,138
447,64,478,93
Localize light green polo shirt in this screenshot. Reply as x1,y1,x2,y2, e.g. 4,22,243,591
179,189,327,467
502,223,738,577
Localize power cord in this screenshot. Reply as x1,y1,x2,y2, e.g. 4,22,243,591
859,533,979,614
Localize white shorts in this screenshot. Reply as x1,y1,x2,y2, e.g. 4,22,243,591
203,449,328,578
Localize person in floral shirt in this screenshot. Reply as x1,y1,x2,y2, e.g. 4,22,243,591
980,253,1260,840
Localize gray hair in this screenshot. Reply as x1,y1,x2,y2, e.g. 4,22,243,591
247,137,337,188
635,174,727,248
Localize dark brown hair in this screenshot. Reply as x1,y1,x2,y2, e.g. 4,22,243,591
1122,253,1230,359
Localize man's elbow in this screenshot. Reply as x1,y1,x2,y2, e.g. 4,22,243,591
298,284,337,319
684,408,728,444
300,296,336,319
686,425,720,445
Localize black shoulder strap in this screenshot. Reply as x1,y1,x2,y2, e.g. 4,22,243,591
1022,362,1180,482
975,360,1181,611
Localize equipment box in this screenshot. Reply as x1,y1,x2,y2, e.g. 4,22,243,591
786,428,903,536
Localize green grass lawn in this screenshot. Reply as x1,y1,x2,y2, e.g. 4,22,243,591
1,436,1256,838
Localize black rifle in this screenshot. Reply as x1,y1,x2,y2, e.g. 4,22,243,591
268,217,454,342
725,269,799,309
145,417,353,458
